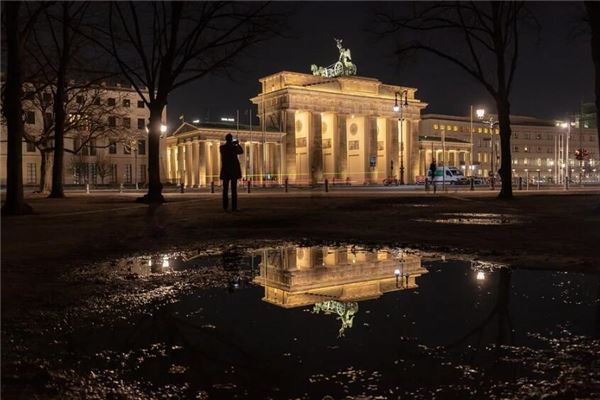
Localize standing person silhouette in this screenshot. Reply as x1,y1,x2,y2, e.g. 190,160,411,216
220,134,244,211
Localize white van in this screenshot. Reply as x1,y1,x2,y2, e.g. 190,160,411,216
427,167,468,184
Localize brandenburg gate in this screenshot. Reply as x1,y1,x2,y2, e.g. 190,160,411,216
165,39,432,186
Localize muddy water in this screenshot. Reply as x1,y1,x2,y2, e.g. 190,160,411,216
6,245,600,399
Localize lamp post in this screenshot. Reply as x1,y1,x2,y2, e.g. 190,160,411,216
393,90,408,185
559,121,573,190
476,108,498,190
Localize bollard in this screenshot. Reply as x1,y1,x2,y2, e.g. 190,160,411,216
247,180,251,193
86,183,90,194
285,178,288,193
180,182,184,193
518,177,523,190
325,179,329,192
425,179,429,192
537,171,541,190
119,183,123,193
470,177,474,191
210,181,215,193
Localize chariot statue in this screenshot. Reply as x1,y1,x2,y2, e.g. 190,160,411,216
310,38,357,78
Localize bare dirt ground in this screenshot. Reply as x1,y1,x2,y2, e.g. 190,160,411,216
2,189,600,398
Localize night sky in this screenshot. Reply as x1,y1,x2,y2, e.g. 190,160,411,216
169,2,594,128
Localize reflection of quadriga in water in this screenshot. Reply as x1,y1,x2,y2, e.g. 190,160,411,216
254,245,427,337
312,300,359,338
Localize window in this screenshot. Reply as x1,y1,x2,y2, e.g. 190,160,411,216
44,112,53,126
109,141,117,154
123,99,130,107
89,139,97,156
453,126,458,132
123,117,131,128
43,92,52,102
537,147,542,152
139,164,146,183
111,164,118,183
107,98,116,106
514,133,519,139
137,100,144,108
484,128,488,134
27,163,36,184
93,97,101,105
137,118,145,130
524,158,529,165
513,146,519,152
108,116,116,127
524,147,528,152
76,95,84,104
536,134,542,140
25,111,35,124
26,141,36,152
348,140,359,150
433,124,439,130
124,164,132,183
477,128,482,133
537,158,542,166
138,140,146,155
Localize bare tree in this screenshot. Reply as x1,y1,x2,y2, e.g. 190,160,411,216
26,2,117,198
377,2,537,199
584,2,600,156
22,83,128,192
94,152,112,184
1,2,49,215
89,1,283,203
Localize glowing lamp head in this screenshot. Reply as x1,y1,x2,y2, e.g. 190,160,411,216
476,109,485,119
162,256,169,268
394,268,401,277
560,122,568,128
393,104,400,112
160,124,167,133
476,271,486,281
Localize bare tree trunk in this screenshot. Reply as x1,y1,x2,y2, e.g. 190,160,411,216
2,2,33,215
136,104,165,203
48,4,71,198
497,97,513,199
585,1,600,156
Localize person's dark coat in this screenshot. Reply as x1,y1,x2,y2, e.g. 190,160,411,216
219,141,243,180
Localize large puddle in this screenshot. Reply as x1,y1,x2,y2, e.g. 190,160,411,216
9,245,600,399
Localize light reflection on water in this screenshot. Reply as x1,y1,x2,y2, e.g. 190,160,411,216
64,245,599,399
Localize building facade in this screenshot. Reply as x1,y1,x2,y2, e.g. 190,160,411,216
0,83,168,188
420,114,599,183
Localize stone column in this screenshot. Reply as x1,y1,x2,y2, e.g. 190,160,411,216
166,146,172,182
169,145,177,182
177,143,185,185
185,141,193,187
279,137,286,184
198,141,206,186
192,139,200,187
310,111,323,184
205,142,213,183
213,141,221,184
285,110,297,182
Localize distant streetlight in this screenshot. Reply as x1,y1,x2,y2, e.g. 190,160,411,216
476,271,486,281
476,108,499,190
393,90,408,185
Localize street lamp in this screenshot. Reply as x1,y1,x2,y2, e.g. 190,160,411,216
393,90,408,185
476,108,498,189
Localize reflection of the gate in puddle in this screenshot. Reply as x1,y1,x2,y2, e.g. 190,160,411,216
253,246,427,308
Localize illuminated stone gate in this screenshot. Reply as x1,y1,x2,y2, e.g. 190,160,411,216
252,39,427,184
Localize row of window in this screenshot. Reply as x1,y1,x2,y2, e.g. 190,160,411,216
25,139,147,155
25,162,147,185
25,111,148,131
25,91,146,109
432,124,500,134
